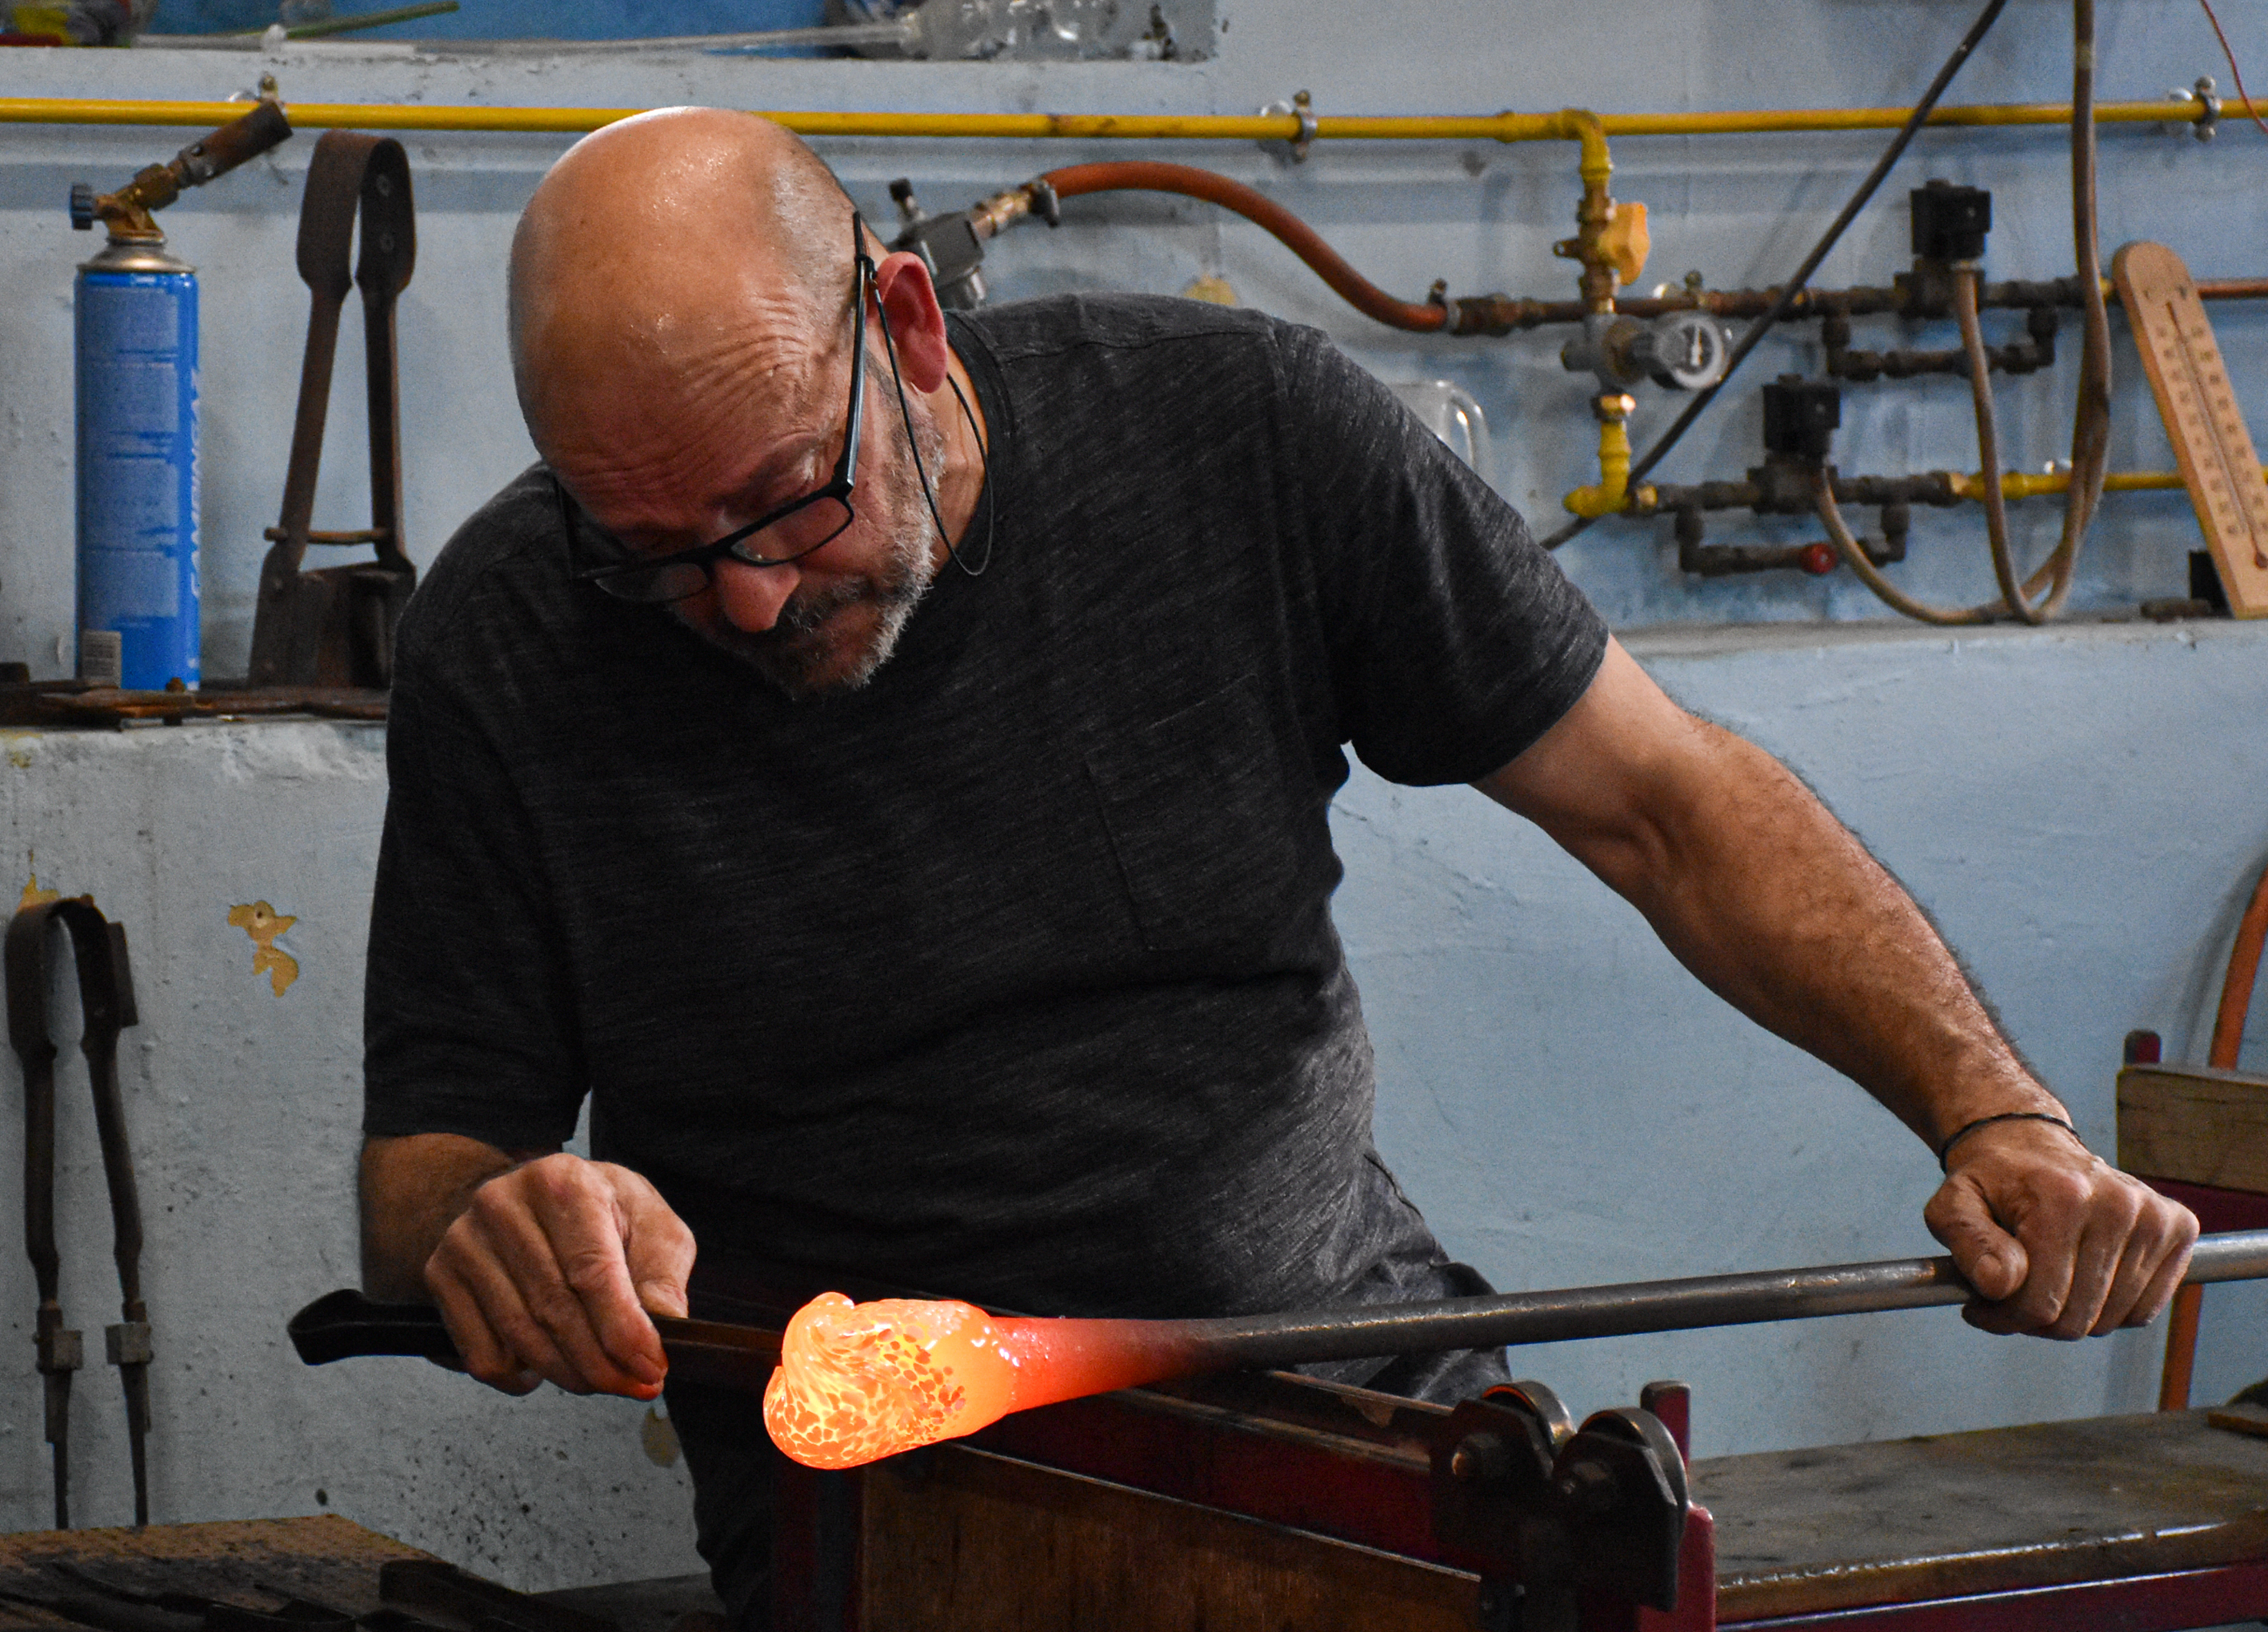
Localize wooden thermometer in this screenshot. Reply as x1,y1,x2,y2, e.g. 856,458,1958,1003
2113,241,2268,618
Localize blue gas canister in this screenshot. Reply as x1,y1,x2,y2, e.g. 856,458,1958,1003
66,99,291,691
75,238,199,691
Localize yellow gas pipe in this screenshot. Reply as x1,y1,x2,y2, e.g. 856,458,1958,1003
1589,466,2268,546
0,94,2253,138
1564,394,1645,519
1952,466,2268,501
11,90,2257,536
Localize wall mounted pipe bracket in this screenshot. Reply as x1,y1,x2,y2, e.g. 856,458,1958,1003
2167,75,2222,142
1255,89,1316,162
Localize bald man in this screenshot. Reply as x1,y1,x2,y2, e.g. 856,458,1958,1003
358,109,2194,1622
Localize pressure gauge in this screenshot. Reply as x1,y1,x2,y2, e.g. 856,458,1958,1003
1634,311,1730,391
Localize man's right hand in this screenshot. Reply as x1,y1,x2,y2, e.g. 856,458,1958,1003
422,1153,698,1398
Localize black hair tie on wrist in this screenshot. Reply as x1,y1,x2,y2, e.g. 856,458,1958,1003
1937,1110,2082,1172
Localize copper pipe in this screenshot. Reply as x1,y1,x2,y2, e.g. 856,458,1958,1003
2159,1287,2203,1411
1459,277,2268,332
1027,162,2261,340
1039,161,1450,332
2209,861,2268,1072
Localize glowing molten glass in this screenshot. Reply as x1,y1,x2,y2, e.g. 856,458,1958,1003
762,1292,1190,1470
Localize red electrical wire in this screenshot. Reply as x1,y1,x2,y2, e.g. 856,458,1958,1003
2198,0,2268,138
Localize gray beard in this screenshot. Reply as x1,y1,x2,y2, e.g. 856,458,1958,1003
680,394,948,699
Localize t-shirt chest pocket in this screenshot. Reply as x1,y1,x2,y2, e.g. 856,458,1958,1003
1083,677,1306,954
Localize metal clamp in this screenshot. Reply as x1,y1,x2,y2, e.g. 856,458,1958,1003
1430,1386,1689,1624
2169,75,2222,142
1258,90,1317,162
6,896,150,1528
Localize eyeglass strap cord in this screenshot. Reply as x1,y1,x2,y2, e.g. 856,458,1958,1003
877,291,995,579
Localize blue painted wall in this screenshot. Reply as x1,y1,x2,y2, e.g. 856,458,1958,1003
146,0,827,39
1338,618,2268,1454
5,3,2265,655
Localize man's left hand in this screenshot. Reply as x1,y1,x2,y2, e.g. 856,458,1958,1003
1923,1118,2198,1337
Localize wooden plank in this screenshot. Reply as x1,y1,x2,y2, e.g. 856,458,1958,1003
2207,1401,2268,1441
2112,241,2268,618
1697,1410,2268,1621
860,1442,1481,1632
2118,1062,2268,1193
1722,1560,2268,1631
0,1517,434,1629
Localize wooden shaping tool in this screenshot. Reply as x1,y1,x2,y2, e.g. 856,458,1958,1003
2112,241,2268,617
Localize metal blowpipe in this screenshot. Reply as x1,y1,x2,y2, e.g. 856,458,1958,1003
290,1229,2268,1382
1150,1226,2268,1372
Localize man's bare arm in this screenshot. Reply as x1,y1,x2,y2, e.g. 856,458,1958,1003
1477,639,2195,1338
359,1133,697,1398
360,1133,527,1301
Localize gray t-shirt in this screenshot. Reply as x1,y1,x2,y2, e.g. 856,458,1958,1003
363,294,1606,1326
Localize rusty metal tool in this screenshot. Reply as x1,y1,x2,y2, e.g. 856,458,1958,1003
246,130,417,690
290,1228,2268,1390
5,896,151,1527
69,100,291,245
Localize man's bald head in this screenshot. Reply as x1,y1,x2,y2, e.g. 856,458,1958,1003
508,108,855,477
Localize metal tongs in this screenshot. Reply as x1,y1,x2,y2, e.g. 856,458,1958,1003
6,896,152,1527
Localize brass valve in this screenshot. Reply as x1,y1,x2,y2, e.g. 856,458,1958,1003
1598,201,1650,288
69,99,291,246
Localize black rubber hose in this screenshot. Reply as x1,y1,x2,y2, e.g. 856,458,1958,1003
1827,0,2109,626
1542,0,2010,549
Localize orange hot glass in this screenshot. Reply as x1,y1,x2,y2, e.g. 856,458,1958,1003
762,1292,1198,1470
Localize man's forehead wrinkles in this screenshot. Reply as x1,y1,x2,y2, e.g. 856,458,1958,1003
552,328,836,531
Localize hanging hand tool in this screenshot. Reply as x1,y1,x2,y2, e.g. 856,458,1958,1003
290,1226,2268,1388
6,896,151,1528
246,130,418,690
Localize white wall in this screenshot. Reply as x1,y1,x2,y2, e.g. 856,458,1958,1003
1342,618,2268,1456
0,722,703,1581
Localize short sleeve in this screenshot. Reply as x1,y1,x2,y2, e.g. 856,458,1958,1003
1272,324,1608,786
362,642,587,1151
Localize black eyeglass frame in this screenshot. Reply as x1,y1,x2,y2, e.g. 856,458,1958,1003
558,210,878,602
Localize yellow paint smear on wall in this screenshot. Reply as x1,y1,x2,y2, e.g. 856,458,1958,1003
20,858,61,910
227,901,300,997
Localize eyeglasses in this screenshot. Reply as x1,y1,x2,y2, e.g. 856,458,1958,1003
558,211,877,605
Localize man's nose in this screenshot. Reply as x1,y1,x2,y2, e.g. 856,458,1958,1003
709,557,802,633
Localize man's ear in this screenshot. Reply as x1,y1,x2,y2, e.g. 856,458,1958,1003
871,250,952,394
